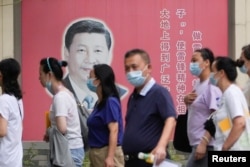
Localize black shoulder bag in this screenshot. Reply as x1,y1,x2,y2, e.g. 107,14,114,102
173,110,192,153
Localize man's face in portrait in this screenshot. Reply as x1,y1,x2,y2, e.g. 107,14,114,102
64,32,110,85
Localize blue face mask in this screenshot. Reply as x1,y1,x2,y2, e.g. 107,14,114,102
239,65,248,74
189,62,202,76
209,72,219,86
87,78,97,92
45,81,54,94
126,70,146,87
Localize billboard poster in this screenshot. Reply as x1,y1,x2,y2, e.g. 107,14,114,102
22,0,228,140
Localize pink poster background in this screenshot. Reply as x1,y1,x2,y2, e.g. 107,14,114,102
22,0,228,140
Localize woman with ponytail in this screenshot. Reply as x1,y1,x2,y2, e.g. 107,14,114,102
39,57,84,167
202,56,249,151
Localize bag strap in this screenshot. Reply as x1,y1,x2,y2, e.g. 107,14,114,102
16,98,22,119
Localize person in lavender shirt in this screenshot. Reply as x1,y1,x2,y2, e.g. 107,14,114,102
184,48,222,167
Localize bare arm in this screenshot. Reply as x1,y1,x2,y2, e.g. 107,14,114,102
152,117,176,164
55,116,67,134
0,115,7,137
222,116,245,150
195,130,213,160
195,109,215,160
106,122,118,167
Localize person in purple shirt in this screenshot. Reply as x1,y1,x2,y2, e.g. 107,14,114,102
184,48,222,167
86,64,124,167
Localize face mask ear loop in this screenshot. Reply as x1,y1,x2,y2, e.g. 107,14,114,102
92,78,98,87
142,64,148,72
143,64,149,79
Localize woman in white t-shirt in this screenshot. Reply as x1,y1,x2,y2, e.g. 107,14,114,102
39,57,84,167
0,58,24,167
201,56,248,151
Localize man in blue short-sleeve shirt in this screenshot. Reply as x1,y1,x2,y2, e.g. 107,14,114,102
122,49,177,167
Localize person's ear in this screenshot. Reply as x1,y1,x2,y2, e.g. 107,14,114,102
204,59,210,67
95,78,101,87
46,71,53,79
107,51,112,65
147,64,152,72
201,59,210,70
64,47,70,61
219,69,225,78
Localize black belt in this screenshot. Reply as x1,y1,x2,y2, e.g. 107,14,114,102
90,145,121,149
124,154,139,161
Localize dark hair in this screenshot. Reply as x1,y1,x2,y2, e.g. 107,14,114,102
40,57,68,81
235,45,250,67
65,19,112,50
214,56,241,82
242,44,250,60
93,64,120,109
236,59,244,67
194,48,214,67
124,48,151,64
0,58,22,99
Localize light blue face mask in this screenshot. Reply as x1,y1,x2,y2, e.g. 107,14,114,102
87,78,97,92
189,62,202,77
126,70,146,87
239,65,248,74
209,72,219,86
